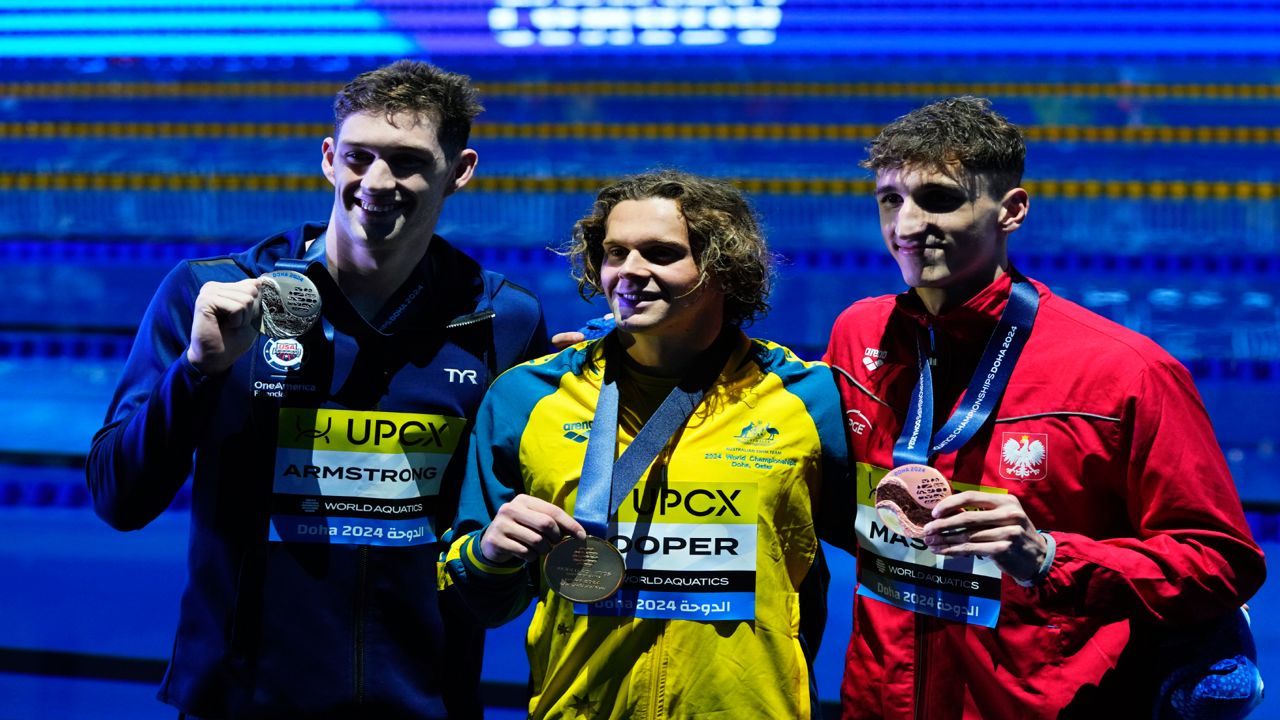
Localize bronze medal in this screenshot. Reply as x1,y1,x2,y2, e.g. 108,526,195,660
543,535,625,603
259,270,321,339
874,464,953,539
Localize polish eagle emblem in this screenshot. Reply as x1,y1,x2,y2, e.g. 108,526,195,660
1000,433,1047,480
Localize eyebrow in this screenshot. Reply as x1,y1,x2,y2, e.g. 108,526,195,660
875,180,964,195
602,237,685,246
337,139,435,156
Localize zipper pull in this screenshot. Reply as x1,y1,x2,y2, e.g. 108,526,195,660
926,323,938,367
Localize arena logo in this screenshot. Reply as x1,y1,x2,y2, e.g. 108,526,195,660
488,0,784,49
863,347,886,372
563,419,592,443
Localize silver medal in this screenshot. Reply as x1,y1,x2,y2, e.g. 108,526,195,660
259,270,321,339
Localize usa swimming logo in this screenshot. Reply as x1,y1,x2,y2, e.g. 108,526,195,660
263,337,305,373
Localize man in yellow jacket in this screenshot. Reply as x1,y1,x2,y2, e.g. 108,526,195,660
440,170,850,719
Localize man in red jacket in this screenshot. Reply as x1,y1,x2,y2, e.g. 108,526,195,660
824,96,1265,719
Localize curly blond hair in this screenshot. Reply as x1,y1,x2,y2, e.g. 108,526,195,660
564,170,773,328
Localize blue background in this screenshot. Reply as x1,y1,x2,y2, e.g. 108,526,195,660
1,1,1279,717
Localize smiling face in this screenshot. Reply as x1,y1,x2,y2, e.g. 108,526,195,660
601,197,725,349
321,110,476,261
875,163,1027,313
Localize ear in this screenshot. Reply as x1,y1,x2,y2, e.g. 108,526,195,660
998,187,1029,234
321,137,337,187
444,148,478,197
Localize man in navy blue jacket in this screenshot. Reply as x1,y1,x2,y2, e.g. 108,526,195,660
86,60,546,719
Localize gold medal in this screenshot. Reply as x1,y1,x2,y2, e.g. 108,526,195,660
543,535,625,603
874,464,953,539
259,270,321,339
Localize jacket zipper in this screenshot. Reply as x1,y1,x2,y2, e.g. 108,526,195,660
915,322,935,720
354,545,368,711
649,624,666,719
913,613,929,720
445,308,496,329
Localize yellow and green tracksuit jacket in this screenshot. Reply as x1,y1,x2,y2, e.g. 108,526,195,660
440,332,849,719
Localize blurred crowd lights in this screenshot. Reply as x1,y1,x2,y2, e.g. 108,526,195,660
488,0,785,48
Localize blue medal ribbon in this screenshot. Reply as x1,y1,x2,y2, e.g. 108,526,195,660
575,331,736,539
892,278,1040,466
275,240,412,342
273,236,332,343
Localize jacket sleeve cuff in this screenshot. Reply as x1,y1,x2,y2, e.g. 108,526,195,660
1015,530,1056,588
462,528,527,576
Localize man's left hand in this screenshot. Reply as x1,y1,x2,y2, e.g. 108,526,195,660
921,491,1047,584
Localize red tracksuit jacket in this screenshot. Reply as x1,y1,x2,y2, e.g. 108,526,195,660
824,271,1265,720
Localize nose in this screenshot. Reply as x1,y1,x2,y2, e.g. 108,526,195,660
895,197,929,238
608,248,639,276
361,158,396,193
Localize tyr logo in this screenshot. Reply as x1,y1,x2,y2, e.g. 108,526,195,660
445,368,479,385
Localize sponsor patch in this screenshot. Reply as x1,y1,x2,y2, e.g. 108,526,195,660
846,408,873,437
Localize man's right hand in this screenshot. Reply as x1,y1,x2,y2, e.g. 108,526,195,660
551,313,615,350
480,494,587,564
550,331,587,350
186,278,264,376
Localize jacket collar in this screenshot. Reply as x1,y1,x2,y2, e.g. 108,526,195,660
894,270,1021,338
238,223,500,333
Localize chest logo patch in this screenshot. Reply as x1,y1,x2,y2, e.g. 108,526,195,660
563,420,591,444
734,420,779,445
863,347,886,372
846,408,873,437
1000,432,1048,481
263,337,305,373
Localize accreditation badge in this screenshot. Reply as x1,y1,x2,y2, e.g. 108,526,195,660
854,462,1004,627
575,478,758,621
266,407,466,547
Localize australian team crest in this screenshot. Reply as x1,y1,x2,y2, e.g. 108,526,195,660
999,432,1048,481
735,420,779,445
263,337,305,373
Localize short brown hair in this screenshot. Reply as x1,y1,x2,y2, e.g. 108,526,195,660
863,96,1025,196
565,170,773,328
333,59,484,158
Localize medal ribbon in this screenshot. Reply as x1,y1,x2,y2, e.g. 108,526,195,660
575,330,736,539
274,252,394,341
276,238,430,339
274,232,326,274
892,278,1039,466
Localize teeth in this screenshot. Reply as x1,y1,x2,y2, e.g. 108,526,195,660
360,200,398,213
